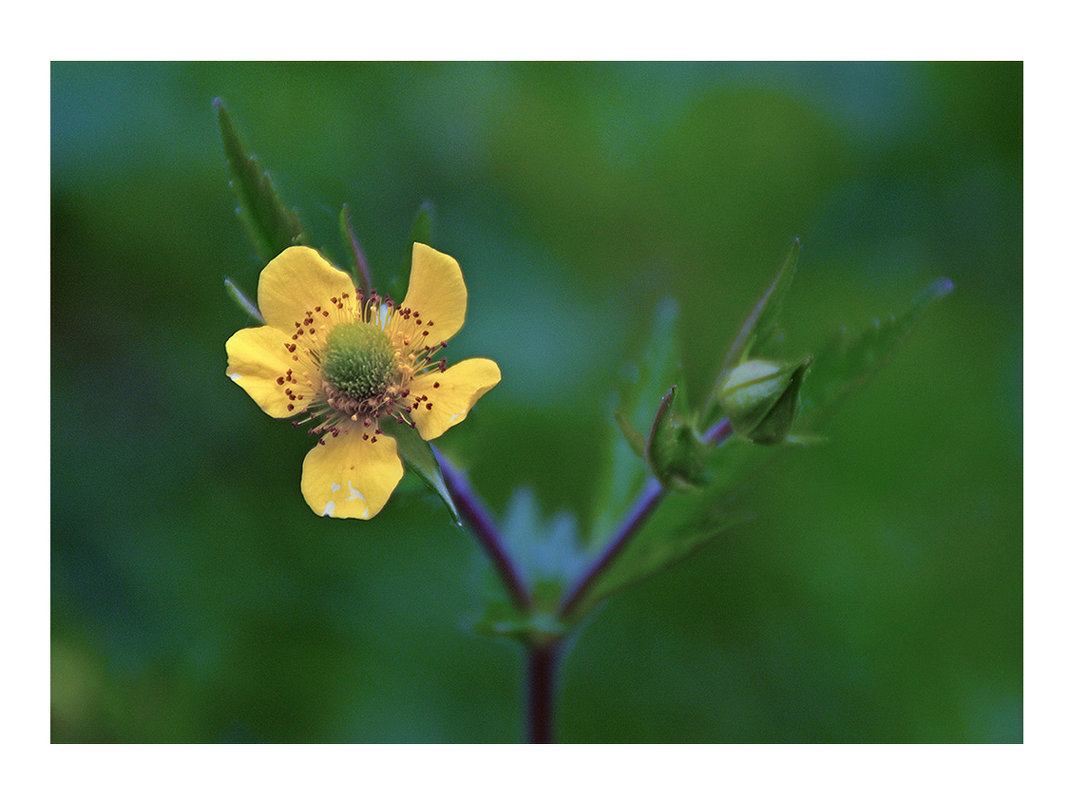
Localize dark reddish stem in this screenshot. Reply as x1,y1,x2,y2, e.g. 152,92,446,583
527,642,560,744
558,417,734,619
558,475,665,618
434,447,532,611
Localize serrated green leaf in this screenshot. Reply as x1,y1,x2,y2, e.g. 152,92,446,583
381,420,459,523
797,277,954,429
591,298,684,544
215,99,306,263
574,277,952,617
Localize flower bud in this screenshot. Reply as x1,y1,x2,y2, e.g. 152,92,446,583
716,358,810,445
646,386,709,490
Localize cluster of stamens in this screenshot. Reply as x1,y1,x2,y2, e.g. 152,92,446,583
276,287,449,446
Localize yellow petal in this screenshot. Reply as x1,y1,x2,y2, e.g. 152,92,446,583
409,358,501,441
259,246,358,331
301,429,404,519
226,326,317,417
400,243,467,342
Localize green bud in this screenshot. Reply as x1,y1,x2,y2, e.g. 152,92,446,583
646,385,709,490
321,322,396,401
716,358,810,445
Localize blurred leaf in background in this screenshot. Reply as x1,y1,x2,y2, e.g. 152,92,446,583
51,62,1021,743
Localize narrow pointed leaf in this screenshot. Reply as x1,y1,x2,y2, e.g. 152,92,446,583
223,277,264,323
215,98,306,262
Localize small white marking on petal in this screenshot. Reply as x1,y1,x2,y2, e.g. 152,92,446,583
345,482,367,504
330,482,341,493
229,373,243,382
322,501,336,517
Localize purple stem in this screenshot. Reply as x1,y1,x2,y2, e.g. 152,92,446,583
558,475,665,618
557,417,734,618
434,447,532,611
703,416,733,446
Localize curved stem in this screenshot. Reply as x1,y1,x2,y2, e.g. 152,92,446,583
558,417,734,618
434,446,532,610
527,641,560,743
558,476,665,618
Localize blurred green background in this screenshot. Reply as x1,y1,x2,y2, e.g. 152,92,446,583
51,62,1021,743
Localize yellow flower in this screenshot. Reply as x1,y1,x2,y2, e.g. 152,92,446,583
226,244,501,519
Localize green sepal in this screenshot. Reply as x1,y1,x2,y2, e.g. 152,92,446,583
223,276,264,323
215,98,306,263
645,386,710,490
717,357,811,444
379,419,459,524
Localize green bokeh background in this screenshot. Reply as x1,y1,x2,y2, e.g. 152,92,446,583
51,62,1022,743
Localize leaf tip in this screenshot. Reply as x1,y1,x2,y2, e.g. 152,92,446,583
930,277,955,299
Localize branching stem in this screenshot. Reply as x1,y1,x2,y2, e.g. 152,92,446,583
558,417,733,619
439,418,732,743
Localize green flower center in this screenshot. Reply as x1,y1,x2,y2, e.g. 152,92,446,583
321,322,396,401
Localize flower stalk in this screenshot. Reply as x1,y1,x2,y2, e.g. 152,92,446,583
434,447,533,611
558,416,733,619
